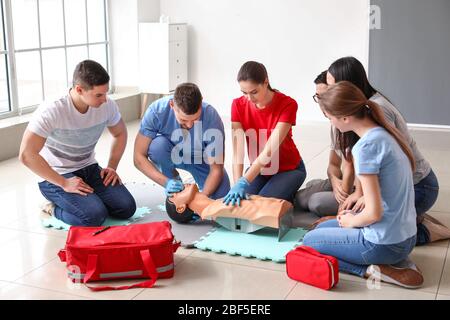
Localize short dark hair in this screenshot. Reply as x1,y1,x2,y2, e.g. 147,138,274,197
72,60,110,89
173,83,203,115
165,197,194,224
314,70,328,85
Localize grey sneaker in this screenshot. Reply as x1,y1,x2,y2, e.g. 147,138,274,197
422,213,450,242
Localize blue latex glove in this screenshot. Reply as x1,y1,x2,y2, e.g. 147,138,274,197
223,177,250,206
165,178,184,196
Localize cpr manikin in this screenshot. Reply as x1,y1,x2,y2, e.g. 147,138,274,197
165,184,294,240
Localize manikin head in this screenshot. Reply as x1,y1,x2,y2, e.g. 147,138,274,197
165,184,199,223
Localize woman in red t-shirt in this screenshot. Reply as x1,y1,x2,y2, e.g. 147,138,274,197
223,61,306,206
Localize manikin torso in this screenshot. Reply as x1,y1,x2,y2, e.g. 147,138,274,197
169,184,293,229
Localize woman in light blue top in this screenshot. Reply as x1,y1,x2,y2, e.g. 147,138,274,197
303,81,423,289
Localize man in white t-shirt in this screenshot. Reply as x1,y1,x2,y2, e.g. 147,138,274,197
19,60,136,226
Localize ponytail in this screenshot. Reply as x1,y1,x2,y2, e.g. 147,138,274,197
365,100,416,172
335,130,359,162
319,81,415,172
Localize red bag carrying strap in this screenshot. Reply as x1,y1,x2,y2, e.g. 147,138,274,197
295,245,337,264
83,249,158,291
295,245,322,257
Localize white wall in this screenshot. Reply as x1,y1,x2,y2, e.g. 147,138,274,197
109,0,161,89
137,0,160,22
160,0,370,121
109,0,139,89
109,0,370,121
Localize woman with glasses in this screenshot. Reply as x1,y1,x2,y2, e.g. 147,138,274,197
303,81,424,289
295,70,356,218
223,61,306,206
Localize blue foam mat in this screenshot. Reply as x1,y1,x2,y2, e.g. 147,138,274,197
194,227,308,263
41,207,151,231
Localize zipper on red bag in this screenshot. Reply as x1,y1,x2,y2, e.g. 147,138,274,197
326,259,335,288
66,238,175,251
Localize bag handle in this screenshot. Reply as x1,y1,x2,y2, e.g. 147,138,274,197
83,249,158,291
295,245,336,261
295,245,323,257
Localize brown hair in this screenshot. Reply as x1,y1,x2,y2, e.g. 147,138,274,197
237,61,274,91
334,129,360,159
72,60,110,89
319,81,415,171
173,83,203,115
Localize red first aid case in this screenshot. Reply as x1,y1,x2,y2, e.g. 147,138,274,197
58,221,180,291
286,245,339,290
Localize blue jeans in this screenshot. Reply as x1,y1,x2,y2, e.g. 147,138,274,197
246,161,307,203
415,169,440,245
148,135,230,199
303,219,417,277
38,163,137,226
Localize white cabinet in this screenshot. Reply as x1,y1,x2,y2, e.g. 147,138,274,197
138,23,188,94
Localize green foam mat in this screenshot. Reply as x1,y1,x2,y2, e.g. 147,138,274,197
41,207,150,231
194,227,308,263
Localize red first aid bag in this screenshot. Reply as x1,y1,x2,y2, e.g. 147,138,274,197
286,245,339,290
58,221,180,291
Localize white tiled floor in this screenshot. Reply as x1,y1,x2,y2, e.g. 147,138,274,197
0,120,449,300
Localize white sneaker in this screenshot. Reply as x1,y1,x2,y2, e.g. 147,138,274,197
40,201,55,220
366,264,424,289
392,258,421,273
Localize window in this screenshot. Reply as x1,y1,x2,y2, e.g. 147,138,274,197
0,0,110,119
0,2,10,114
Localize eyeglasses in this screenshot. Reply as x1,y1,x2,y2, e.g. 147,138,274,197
312,93,320,103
